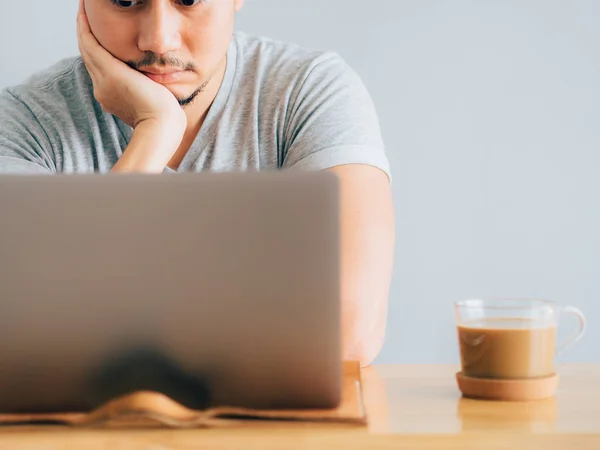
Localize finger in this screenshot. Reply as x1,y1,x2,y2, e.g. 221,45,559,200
77,30,101,85
77,0,91,36
76,2,108,74
76,7,98,60
76,19,103,91
76,7,96,66
76,0,91,52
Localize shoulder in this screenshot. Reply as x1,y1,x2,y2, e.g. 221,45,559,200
2,57,94,121
232,32,356,94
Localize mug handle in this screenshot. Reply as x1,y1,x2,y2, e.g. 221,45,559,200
556,306,586,356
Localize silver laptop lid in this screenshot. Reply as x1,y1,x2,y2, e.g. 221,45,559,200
0,172,341,413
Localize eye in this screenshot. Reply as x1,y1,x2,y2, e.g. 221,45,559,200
110,0,143,8
176,0,206,6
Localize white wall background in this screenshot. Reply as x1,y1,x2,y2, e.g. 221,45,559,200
1,0,599,363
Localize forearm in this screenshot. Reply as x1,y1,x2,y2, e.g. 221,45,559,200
111,120,184,174
340,222,395,367
327,165,395,367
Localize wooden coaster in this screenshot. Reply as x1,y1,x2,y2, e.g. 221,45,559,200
456,372,559,401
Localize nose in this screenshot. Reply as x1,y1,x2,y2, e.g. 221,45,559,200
137,2,182,56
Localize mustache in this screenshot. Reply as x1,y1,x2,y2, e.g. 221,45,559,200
126,52,198,72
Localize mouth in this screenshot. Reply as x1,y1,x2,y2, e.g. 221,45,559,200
140,68,187,84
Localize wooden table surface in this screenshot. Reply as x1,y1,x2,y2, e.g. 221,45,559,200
0,364,599,449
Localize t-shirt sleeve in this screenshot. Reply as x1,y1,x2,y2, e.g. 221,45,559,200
0,89,55,174
282,53,390,180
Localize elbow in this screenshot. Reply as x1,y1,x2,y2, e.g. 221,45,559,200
358,338,385,368
341,296,389,367
343,324,386,368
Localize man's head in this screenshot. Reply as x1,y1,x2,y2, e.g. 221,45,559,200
84,0,245,107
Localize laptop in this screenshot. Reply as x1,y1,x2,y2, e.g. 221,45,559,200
0,172,341,413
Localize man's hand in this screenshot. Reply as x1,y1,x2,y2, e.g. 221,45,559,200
77,0,185,132
77,0,186,172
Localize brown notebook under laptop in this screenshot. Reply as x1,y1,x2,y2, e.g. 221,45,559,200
0,362,366,428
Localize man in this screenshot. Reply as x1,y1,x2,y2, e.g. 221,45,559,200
0,0,394,366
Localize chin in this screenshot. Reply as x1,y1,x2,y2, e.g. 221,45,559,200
164,85,189,97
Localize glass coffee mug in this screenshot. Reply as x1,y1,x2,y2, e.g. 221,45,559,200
455,298,586,380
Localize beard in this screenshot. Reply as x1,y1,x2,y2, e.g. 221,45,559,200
175,76,212,108
126,52,219,109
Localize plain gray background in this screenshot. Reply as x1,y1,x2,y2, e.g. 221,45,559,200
0,0,598,364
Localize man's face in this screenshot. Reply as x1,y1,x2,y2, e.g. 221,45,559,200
85,0,244,106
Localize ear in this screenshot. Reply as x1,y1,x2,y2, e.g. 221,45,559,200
234,0,246,12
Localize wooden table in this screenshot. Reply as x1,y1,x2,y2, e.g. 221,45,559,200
0,364,598,449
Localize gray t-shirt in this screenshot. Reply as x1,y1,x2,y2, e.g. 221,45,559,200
0,32,390,177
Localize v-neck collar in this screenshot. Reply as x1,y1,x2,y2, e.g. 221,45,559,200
114,34,239,173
